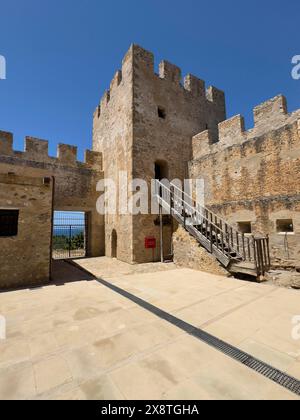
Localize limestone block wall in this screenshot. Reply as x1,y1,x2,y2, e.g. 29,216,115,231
0,174,53,289
173,226,229,276
92,46,134,263
131,46,227,263
190,96,300,267
192,95,299,160
0,132,105,257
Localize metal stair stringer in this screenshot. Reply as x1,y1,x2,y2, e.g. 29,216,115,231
155,180,271,278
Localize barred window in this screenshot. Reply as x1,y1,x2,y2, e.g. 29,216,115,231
0,210,19,237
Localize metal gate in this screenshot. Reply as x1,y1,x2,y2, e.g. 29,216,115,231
52,212,87,260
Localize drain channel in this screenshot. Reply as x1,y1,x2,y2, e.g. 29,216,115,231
96,278,300,397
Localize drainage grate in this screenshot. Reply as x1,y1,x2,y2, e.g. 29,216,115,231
96,278,300,397
190,328,300,396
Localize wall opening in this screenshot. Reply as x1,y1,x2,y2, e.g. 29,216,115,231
158,106,166,119
52,211,87,259
238,221,252,235
0,210,19,237
154,160,173,263
276,219,294,234
155,160,169,181
111,229,118,258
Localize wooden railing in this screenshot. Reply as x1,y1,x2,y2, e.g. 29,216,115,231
155,180,271,275
253,237,271,277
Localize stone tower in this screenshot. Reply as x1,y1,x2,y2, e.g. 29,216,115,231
93,45,226,264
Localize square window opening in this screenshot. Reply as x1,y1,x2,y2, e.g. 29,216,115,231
238,221,252,235
158,107,166,119
0,210,19,237
276,219,294,233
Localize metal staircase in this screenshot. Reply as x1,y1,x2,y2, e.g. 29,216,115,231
154,180,271,279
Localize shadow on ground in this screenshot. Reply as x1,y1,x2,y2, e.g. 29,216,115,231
51,260,96,285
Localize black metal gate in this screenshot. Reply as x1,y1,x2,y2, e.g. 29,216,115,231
52,212,87,260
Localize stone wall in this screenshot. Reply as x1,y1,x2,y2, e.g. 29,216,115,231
190,95,300,267
0,174,53,289
173,226,229,276
92,47,134,263
0,132,105,257
131,45,226,263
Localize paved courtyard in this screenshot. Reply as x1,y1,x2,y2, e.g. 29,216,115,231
0,258,299,400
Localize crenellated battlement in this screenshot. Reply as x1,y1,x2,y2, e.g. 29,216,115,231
94,44,225,119
110,70,122,92
192,95,300,160
0,131,103,171
253,95,287,126
183,74,205,97
159,60,182,84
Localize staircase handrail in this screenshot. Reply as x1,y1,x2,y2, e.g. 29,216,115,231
155,179,254,262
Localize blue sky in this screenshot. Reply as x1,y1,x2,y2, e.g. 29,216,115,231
54,211,85,225
0,0,299,161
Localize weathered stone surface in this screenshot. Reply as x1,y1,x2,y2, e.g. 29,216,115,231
0,174,53,288
93,44,226,264
0,134,105,260
265,270,300,289
92,45,135,263
291,275,300,290
190,107,300,268
173,226,229,276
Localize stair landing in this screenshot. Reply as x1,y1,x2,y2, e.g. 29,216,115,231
230,261,257,277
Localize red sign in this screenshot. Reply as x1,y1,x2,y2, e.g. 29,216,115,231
145,237,156,249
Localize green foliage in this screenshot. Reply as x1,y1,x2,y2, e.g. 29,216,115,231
53,232,84,251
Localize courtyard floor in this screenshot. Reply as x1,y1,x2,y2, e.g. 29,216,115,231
0,257,299,400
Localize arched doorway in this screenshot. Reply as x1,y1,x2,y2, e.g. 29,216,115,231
154,160,173,263
155,160,169,181
111,229,117,258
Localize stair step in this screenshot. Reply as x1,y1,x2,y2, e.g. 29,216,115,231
194,226,241,260
157,181,271,278
230,261,257,277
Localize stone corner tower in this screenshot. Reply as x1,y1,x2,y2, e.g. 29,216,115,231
92,44,226,264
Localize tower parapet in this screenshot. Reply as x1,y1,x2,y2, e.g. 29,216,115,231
192,95,300,160
159,60,182,84
93,44,226,126
184,74,205,97
0,131,13,155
